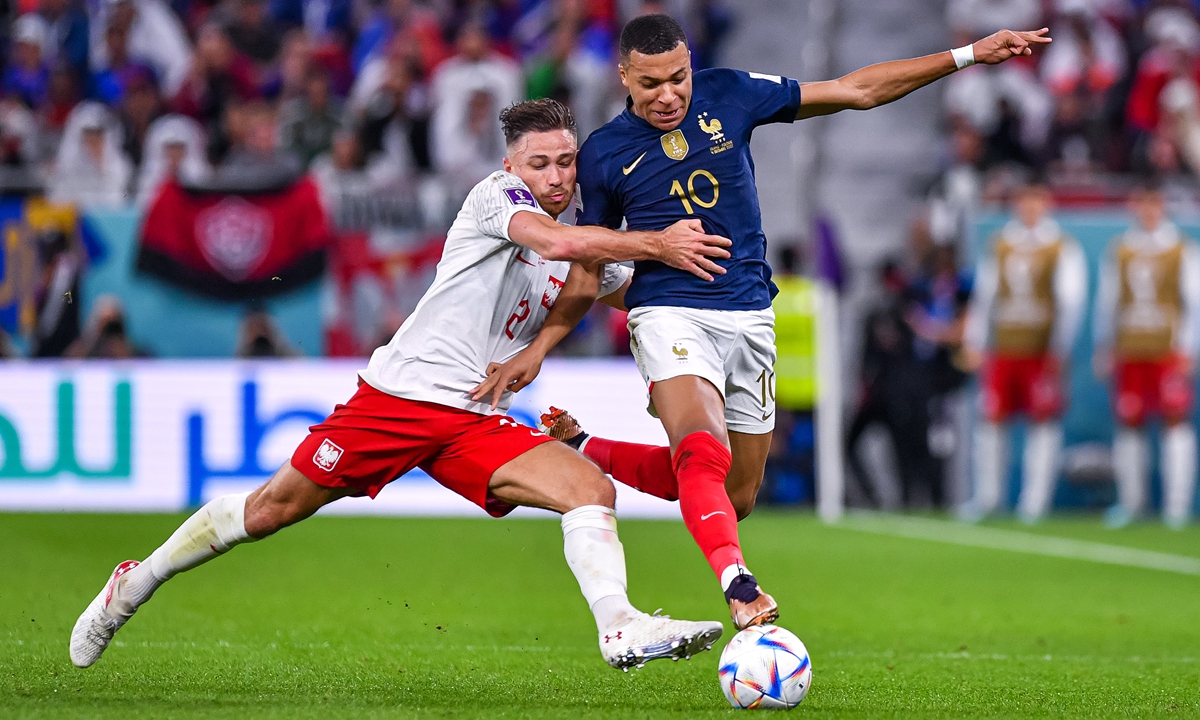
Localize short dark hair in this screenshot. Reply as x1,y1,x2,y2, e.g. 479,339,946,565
620,14,687,62
498,98,577,146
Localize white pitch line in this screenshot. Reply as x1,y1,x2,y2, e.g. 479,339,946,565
836,513,1200,577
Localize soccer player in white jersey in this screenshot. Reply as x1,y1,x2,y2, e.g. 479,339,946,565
1093,186,1200,529
69,99,734,672
475,14,1052,630
960,184,1087,524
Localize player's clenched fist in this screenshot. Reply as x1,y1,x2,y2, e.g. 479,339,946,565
656,219,732,282
972,28,1052,65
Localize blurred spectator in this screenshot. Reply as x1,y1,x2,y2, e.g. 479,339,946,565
351,33,428,173
278,66,339,164
30,230,81,357
353,0,449,76
37,0,91,78
928,120,985,252
135,114,210,204
687,0,733,71
267,0,352,38
432,22,521,118
1041,0,1126,99
947,0,1042,37
432,83,505,196
49,101,133,208
0,327,19,358
235,309,299,357
65,295,147,358
223,0,282,67
114,65,164,166
944,55,1053,169
520,1,615,135
90,0,193,96
216,99,301,180
1127,8,1200,165
171,22,260,159
43,64,82,138
0,97,40,166
4,14,52,109
89,16,156,105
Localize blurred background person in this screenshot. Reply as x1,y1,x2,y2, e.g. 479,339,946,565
4,14,52,109
962,183,1087,523
134,113,210,204
49,100,133,208
64,294,147,358
1093,185,1200,529
235,307,299,357
89,0,193,98
30,230,82,358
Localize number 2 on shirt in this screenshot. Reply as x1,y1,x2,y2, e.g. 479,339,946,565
669,169,720,214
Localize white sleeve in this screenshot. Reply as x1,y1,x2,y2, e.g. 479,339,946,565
468,173,549,242
1092,246,1119,353
597,263,633,298
1177,242,1200,360
1050,239,1088,358
963,256,998,354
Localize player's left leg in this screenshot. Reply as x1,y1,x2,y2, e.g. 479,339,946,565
1017,355,1066,524
1159,360,1196,529
70,463,350,667
481,440,723,669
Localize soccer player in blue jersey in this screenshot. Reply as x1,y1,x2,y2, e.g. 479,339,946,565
474,14,1051,629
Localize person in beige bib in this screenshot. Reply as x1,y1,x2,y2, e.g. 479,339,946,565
1094,186,1200,529
962,184,1087,523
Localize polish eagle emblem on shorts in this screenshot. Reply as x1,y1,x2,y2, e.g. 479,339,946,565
313,438,344,472
660,130,689,161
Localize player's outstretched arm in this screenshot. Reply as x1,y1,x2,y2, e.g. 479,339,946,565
509,213,731,281
471,263,604,409
797,28,1051,119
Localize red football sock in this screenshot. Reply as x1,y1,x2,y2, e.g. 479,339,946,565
583,437,679,501
672,431,743,580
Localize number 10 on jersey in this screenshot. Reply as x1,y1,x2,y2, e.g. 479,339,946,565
669,169,720,214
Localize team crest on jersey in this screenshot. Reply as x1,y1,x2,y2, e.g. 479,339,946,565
542,275,565,309
698,112,724,142
660,130,689,161
504,187,537,208
671,341,690,360
313,439,344,472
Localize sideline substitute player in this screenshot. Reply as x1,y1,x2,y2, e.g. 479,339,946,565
70,99,733,671
961,184,1087,523
474,14,1052,629
1093,186,1200,529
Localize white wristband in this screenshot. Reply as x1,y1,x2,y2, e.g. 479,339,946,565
951,44,976,70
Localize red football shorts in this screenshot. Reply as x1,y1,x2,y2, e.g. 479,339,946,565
980,353,1063,423
291,380,554,517
1113,355,1193,427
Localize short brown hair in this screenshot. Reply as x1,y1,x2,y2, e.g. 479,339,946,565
499,99,577,147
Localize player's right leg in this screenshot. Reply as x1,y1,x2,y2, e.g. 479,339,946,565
484,441,723,669
70,463,348,667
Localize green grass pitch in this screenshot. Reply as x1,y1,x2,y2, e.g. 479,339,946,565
3,511,1199,718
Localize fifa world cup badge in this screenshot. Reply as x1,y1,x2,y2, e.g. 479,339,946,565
661,130,689,161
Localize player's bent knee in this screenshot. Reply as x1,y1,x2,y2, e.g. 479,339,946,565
570,467,617,510
730,492,756,521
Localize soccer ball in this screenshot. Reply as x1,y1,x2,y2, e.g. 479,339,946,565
718,624,812,710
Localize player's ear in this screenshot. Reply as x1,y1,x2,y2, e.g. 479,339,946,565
503,156,513,173
618,63,629,88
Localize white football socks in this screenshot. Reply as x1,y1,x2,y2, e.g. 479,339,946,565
1113,428,1149,517
1161,424,1197,528
118,492,257,611
561,505,638,632
973,422,1009,516
1018,422,1063,523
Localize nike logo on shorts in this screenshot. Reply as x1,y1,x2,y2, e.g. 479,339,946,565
622,152,648,175
700,511,727,521
762,410,775,421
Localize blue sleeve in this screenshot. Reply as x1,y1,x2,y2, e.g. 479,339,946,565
576,138,622,229
712,68,802,127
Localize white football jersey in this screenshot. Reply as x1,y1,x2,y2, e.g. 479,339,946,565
361,171,631,415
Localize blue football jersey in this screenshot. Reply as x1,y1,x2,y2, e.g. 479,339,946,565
577,68,802,311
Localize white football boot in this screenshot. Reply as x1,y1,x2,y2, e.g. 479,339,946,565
600,611,723,671
69,560,142,668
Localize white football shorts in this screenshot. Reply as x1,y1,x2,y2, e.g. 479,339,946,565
627,305,777,435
